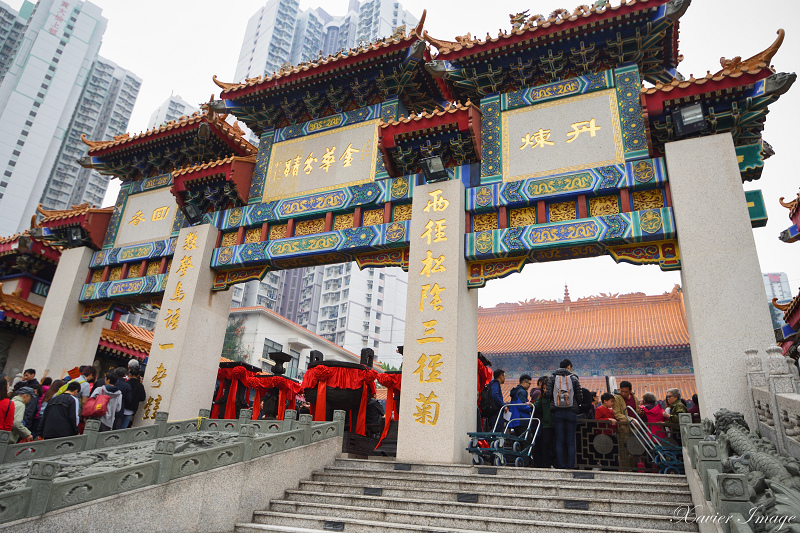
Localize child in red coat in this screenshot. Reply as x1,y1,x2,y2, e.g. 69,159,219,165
594,393,616,435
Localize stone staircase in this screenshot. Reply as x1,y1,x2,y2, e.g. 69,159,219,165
235,458,698,533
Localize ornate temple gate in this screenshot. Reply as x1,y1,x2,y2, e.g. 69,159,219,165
22,3,795,460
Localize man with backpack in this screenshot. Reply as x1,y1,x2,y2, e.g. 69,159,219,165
507,374,533,436
546,359,583,469
479,368,507,430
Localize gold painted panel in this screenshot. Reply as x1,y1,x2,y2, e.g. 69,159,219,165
473,213,499,232
91,270,103,283
295,218,325,236
146,261,161,276
632,189,665,211
128,264,141,278
109,267,122,281
263,119,380,202
221,232,238,247
363,209,384,226
510,207,536,228
269,224,288,240
589,195,620,216
502,89,624,182
166,259,172,274
245,228,262,243
549,201,577,222
393,204,412,222
334,213,354,230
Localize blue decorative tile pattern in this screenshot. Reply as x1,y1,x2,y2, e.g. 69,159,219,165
91,238,177,267
101,184,130,249
614,65,649,160
465,209,676,261
501,71,613,110
480,95,501,179
249,130,275,203
466,158,667,212
129,173,172,194
79,274,168,303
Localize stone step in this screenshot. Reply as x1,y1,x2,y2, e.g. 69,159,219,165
311,470,692,502
333,458,686,484
250,507,697,533
238,515,494,533
286,487,691,516
266,500,697,532
321,465,688,489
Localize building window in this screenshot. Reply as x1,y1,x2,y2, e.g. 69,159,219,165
374,326,380,333
373,340,379,348
375,312,381,320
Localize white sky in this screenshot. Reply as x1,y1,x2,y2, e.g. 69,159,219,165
9,0,799,307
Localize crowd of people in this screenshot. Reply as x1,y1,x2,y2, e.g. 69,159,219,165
1,360,146,444
480,359,698,469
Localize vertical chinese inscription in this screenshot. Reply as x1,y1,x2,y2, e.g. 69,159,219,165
410,189,453,426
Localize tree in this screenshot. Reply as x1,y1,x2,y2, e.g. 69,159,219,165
221,315,250,362
379,361,400,372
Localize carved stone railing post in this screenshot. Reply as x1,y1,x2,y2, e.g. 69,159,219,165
707,471,751,533
26,460,59,517
0,430,9,463
678,413,703,452
299,414,312,445
83,419,101,450
238,423,256,461
766,346,794,455
153,439,176,484
696,440,723,500
154,411,169,439
745,348,767,389
198,408,211,430
333,410,346,437
282,409,297,432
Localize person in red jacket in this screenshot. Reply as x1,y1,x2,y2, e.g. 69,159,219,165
594,392,616,435
0,373,13,431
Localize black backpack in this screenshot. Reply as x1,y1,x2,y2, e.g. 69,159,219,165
479,381,500,417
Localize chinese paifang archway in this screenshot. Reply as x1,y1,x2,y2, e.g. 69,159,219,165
12,1,794,464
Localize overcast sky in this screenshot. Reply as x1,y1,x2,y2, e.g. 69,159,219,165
9,0,797,307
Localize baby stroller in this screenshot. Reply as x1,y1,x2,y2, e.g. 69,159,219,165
467,403,540,467
624,406,684,474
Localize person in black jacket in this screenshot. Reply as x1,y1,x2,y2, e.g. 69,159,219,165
127,368,147,422
38,381,81,439
546,359,583,469
113,367,133,429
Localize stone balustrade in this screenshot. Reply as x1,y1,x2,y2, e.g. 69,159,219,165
0,409,345,524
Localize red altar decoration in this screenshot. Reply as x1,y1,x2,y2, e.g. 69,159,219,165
374,372,402,449
300,364,377,436
212,365,302,421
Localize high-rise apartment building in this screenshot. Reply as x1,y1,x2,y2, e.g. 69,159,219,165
764,272,793,304
229,262,406,367
40,56,141,210
234,0,417,82
147,94,199,130
0,1,31,79
0,0,107,236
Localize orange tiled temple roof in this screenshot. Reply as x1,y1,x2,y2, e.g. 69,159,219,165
379,100,478,127
81,110,256,155
100,322,154,358
478,286,688,355
640,64,772,96
0,284,43,320
171,154,257,178
36,203,113,224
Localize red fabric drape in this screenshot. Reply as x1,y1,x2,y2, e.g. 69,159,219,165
374,373,402,449
300,365,378,434
210,378,226,419
477,359,492,393
215,367,302,420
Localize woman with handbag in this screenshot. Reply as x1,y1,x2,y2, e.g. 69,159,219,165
86,372,123,431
